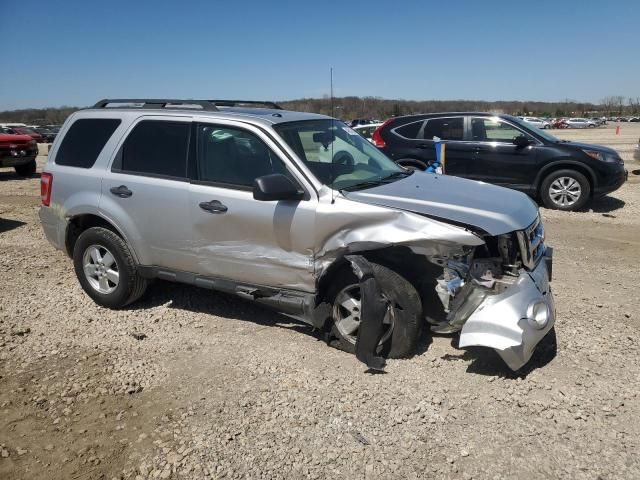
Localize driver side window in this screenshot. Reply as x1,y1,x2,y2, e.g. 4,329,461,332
471,118,529,143
195,124,294,188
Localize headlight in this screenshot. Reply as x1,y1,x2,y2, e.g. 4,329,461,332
582,149,622,164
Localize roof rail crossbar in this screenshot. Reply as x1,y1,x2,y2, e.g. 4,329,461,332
208,100,283,110
92,99,219,111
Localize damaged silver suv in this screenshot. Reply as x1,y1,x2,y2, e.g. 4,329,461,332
39,99,555,371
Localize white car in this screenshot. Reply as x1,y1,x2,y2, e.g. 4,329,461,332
522,117,551,129
565,118,597,129
353,122,383,143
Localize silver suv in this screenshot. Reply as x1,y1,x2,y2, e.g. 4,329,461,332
39,99,555,371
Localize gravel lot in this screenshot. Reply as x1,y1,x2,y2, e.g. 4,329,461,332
1,124,639,479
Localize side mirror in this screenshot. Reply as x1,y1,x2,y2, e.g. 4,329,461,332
513,135,532,148
253,174,304,201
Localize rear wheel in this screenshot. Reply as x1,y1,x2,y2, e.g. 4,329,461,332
326,262,423,358
14,159,36,177
540,169,591,211
73,227,147,308
396,158,427,171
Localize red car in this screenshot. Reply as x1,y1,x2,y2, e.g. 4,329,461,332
0,131,38,176
551,118,569,129
2,126,44,143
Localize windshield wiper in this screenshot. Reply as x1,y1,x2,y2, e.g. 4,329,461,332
342,178,389,191
342,170,413,192
383,170,414,181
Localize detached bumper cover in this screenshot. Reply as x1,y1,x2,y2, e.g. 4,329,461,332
459,257,555,371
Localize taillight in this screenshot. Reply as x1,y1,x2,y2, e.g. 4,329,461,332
41,172,53,206
372,119,392,148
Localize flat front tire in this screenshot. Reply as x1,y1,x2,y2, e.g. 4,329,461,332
326,262,423,358
73,227,147,308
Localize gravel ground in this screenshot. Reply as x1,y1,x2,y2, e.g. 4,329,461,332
1,125,639,479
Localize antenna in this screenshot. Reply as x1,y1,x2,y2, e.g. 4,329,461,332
330,67,336,204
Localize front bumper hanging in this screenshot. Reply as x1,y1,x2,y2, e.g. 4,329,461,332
458,252,555,371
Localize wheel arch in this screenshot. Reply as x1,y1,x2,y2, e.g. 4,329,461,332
315,246,443,321
65,213,140,264
534,161,597,194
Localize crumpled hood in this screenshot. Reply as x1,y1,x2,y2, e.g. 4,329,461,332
343,172,538,236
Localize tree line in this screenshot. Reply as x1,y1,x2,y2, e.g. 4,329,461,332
1,96,639,125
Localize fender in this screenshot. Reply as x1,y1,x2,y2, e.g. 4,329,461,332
65,210,143,265
534,159,597,189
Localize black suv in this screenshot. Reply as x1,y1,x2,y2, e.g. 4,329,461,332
372,113,627,211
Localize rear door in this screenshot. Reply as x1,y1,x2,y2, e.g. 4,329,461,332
386,116,476,174
467,116,539,189
187,121,317,292
100,117,194,271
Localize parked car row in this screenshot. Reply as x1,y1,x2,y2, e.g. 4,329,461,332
368,112,626,211
0,123,60,143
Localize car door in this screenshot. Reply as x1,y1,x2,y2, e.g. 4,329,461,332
466,116,539,190
188,121,317,292
101,117,195,271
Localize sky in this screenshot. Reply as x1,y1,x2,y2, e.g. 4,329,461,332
1,0,639,110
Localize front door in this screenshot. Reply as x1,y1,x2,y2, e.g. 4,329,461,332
188,121,317,292
467,117,539,190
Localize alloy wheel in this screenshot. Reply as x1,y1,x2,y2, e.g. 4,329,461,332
333,284,395,345
82,244,119,294
549,176,582,207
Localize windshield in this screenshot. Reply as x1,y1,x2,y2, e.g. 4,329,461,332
274,119,408,190
509,116,559,142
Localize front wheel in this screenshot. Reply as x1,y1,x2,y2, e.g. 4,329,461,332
326,262,423,358
73,227,148,308
540,169,591,211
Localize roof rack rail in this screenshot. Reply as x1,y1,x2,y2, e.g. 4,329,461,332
208,100,283,110
92,99,219,111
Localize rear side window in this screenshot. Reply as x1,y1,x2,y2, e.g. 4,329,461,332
55,118,121,168
422,117,464,140
115,121,190,179
394,121,423,139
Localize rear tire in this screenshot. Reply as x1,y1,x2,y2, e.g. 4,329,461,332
73,227,147,308
326,262,423,359
396,158,427,171
540,169,591,211
14,159,36,177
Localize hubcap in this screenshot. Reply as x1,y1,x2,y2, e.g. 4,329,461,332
549,176,582,207
333,285,395,345
82,244,119,294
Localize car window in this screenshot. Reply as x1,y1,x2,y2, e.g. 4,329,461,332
471,118,528,143
422,117,464,140
116,120,189,178
394,120,423,139
195,125,293,188
55,118,121,168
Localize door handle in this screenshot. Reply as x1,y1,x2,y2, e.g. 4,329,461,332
415,143,430,149
110,185,133,198
199,200,228,214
